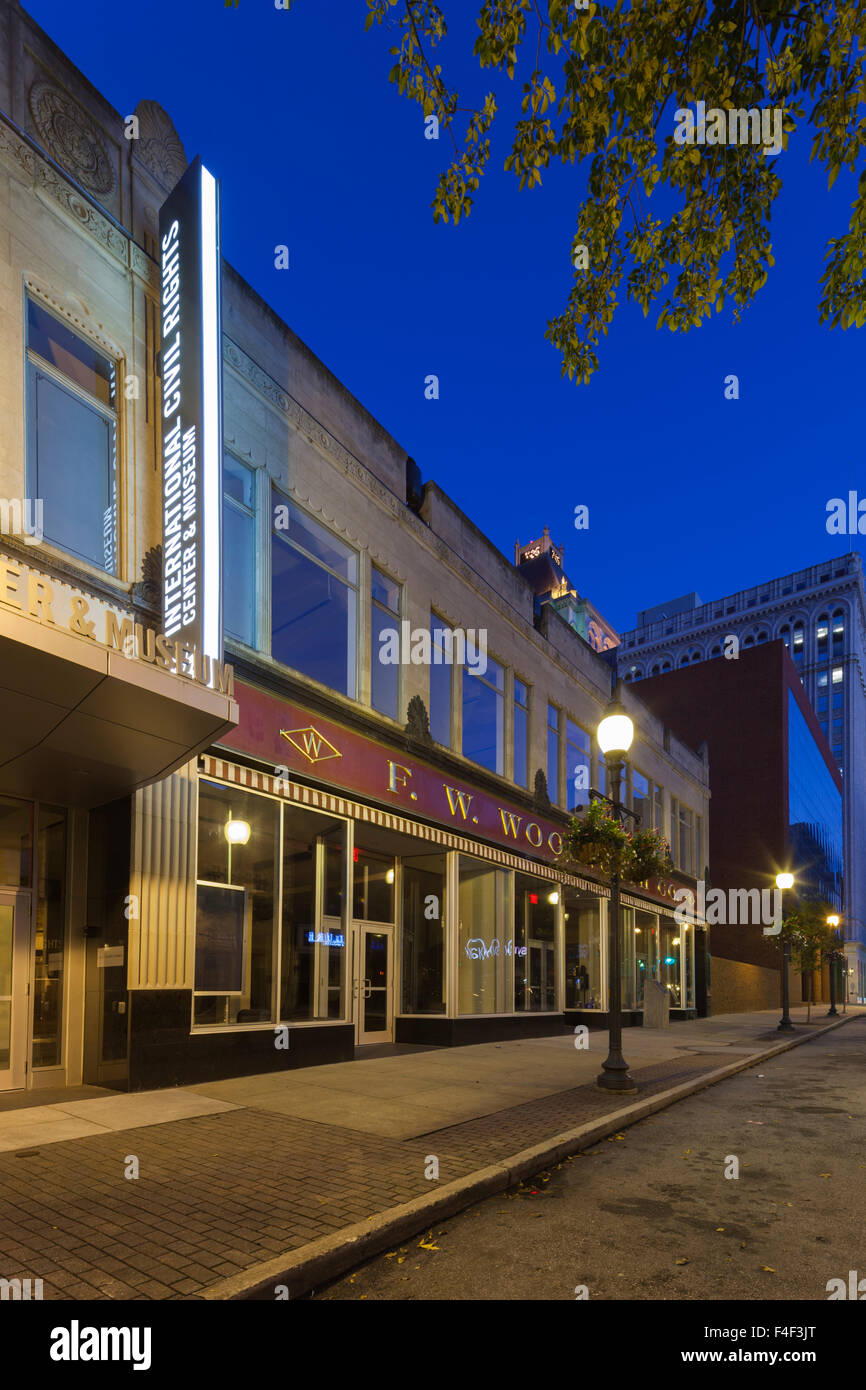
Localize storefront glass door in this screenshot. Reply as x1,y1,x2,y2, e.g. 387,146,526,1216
353,923,393,1044
0,892,30,1090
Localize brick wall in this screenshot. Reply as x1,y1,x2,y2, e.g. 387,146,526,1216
711,956,782,1014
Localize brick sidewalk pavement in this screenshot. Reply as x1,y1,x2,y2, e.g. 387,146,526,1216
0,1053,730,1300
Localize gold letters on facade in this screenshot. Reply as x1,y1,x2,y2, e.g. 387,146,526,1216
280,727,342,764
0,554,233,697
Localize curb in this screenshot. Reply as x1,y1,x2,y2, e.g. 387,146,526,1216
203,1012,858,1301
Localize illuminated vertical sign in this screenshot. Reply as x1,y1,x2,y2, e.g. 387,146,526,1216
159,157,223,665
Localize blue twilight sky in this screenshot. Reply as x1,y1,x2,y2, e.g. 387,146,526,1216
23,0,865,634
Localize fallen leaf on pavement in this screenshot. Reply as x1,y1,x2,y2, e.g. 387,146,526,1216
675,1258,689,1266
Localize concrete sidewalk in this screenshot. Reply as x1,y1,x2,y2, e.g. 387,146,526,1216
0,1007,861,1300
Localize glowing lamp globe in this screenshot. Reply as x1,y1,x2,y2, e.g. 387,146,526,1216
225,819,251,846
597,697,634,757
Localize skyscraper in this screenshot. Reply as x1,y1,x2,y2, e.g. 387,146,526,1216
617,553,866,1002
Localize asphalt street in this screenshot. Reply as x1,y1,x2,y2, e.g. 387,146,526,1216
315,1016,866,1301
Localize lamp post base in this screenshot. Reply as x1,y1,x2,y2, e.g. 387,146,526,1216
595,1080,639,1095
777,1019,796,1032
596,1053,639,1094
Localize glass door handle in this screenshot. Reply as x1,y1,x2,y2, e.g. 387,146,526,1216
363,978,372,998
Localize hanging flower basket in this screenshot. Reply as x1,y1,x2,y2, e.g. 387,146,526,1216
561,798,672,883
631,826,674,883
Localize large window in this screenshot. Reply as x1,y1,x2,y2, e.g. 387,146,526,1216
353,844,395,923
463,652,504,775
429,613,452,746
223,454,256,646
457,857,513,1014
371,566,401,720
513,679,529,789
194,781,348,1026
620,906,638,1010
547,705,560,804
632,769,651,827
671,800,695,875
26,298,118,573
401,852,446,1014
271,492,358,697
0,795,31,889
788,692,843,908
282,811,347,1021
596,744,606,796
32,806,66,1068
566,719,591,811
514,875,556,1011
564,891,602,1009
195,782,280,1026
633,907,658,1009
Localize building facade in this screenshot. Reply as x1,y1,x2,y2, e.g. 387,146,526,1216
0,0,238,1092
636,643,845,1012
0,0,710,1094
618,556,866,1002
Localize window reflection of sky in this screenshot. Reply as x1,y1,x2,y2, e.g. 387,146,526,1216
788,692,843,907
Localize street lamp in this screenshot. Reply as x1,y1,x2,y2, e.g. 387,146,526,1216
596,690,638,1095
826,914,841,1017
776,871,795,1032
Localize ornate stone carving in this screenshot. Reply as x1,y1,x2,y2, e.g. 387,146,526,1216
133,101,187,190
132,544,163,613
405,695,433,744
533,769,551,812
28,79,115,197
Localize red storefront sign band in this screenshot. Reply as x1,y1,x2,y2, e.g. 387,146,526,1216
218,681,686,909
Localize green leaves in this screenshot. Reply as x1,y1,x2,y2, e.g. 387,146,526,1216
359,0,866,382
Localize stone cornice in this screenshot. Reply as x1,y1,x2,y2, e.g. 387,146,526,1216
622,576,866,658
0,109,158,289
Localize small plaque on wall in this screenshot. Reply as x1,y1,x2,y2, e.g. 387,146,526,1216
97,945,124,968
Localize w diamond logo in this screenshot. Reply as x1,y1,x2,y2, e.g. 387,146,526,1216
280,726,342,765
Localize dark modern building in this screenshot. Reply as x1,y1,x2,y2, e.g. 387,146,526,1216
636,641,844,1012
618,554,866,1003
